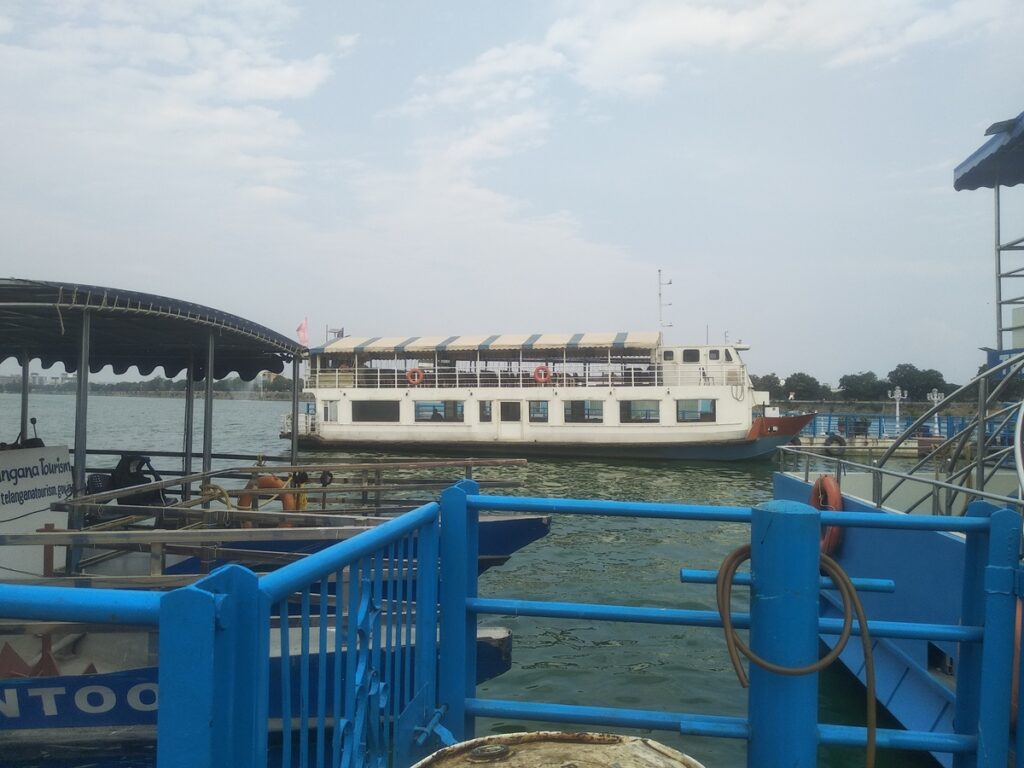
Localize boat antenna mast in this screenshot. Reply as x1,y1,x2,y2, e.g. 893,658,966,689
658,269,673,328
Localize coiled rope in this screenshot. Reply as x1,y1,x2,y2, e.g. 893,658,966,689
716,544,877,768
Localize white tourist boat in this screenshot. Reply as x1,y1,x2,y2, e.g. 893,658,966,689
294,332,812,461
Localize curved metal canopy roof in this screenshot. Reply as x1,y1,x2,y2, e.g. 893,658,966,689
0,279,305,380
954,110,1024,191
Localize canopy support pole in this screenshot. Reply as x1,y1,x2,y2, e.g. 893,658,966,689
291,357,300,464
183,351,195,501
202,333,214,476
19,352,29,444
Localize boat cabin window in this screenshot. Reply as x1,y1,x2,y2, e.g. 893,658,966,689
677,399,717,423
708,350,720,361
500,402,521,422
564,400,603,423
322,400,339,422
619,400,660,424
663,350,674,362
415,400,464,422
480,401,492,422
682,349,700,363
725,349,733,361
352,401,401,422
528,401,548,423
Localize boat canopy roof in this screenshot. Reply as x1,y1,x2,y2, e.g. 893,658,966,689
315,331,663,357
954,110,1024,191
0,279,305,380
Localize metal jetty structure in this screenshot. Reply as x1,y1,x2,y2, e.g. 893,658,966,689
0,481,1020,767
0,279,546,749
773,109,1024,766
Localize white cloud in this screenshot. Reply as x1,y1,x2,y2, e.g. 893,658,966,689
406,0,1017,106
421,111,551,179
0,3,336,204
404,42,564,114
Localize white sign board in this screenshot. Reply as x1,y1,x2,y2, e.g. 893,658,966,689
0,445,72,579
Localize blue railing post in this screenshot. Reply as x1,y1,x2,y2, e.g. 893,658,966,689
974,507,1021,767
954,501,998,768
157,564,263,768
748,500,820,768
438,479,480,741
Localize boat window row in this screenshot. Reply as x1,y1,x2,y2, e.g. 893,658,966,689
330,398,716,425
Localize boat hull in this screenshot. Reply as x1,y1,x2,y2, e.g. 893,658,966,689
0,629,512,746
292,415,813,462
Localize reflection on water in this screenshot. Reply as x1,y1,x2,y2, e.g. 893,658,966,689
0,395,936,767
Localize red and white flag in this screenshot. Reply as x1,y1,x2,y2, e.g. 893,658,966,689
296,317,309,347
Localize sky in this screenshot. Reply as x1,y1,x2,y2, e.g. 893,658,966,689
2,0,1024,387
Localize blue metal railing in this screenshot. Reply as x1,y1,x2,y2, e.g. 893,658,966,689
0,502,442,768
435,482,1022,767
2,485,1022,767
799,413,977,439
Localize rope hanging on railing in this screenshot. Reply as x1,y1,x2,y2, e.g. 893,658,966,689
716,544,877,768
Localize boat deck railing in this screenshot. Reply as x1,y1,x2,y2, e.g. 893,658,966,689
0,481,1021,766
305,362,747,390
780,354,1024,516
0,458,525,584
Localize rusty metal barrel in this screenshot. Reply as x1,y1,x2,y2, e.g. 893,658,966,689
412,731,706,768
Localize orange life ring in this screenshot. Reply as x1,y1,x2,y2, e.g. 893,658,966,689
533,365,552,385
237,475,296,512
406,367,425,386
810,474,843,555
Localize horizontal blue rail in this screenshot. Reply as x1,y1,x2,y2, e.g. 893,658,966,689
679,568,896,593
466,597,983,642
467,494,993,534
260,501,438,602
465,699,977,753
465,494,752,521
0,582,161,624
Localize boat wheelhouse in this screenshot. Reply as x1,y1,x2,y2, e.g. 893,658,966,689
296,332,812,461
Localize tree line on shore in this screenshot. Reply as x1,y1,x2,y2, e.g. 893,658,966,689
752,362,1023,402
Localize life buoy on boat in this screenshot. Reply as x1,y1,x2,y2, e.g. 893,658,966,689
823,433,847,458
237,475,296,512
406,367,425,386
809,474,843,555
533,365,552,385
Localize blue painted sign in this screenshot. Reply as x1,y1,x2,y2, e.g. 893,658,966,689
0,668,158,729
985,347,1024,379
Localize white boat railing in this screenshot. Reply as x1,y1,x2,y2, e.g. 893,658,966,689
305,363,748,391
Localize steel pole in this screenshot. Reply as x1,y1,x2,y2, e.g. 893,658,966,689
290,356,300,464
72,311,90,497
748,500,820,767
995,185,1003,350
183,351,195,501
203,332,214,476
19,353,29,443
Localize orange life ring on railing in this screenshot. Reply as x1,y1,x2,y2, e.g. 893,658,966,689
810,474,843,555
406,367,425,386
237,475,296,512
533,365,552,385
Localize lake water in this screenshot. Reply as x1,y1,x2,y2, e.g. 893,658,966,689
0,393,935,767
